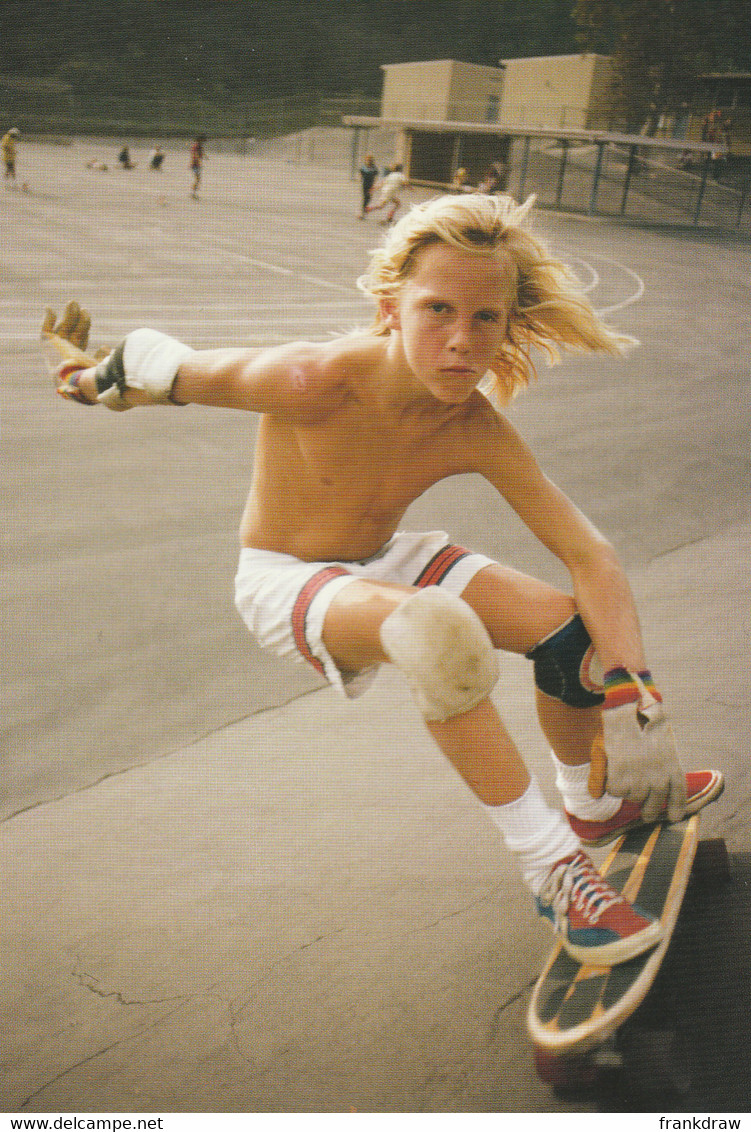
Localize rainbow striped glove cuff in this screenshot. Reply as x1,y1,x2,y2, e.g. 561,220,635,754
603,667,662,710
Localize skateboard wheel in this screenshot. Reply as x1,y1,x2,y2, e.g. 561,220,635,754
693,838,730,885
533,1047,599,1089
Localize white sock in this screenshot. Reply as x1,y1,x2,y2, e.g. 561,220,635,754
550,751,621,821
482,777,581,896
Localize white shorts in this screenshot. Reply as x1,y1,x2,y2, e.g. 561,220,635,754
380,185,401,203
234,530,495,700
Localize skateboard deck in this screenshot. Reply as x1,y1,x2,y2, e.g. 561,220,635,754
527,814,704,1083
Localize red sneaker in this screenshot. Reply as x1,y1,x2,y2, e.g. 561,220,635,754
567,769,724,847
536,850,662,965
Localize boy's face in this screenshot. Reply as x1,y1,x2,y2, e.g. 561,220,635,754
381,241,512,404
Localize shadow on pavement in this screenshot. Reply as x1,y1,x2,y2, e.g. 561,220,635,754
551,850,751,1111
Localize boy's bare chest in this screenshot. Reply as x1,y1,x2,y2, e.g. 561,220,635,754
248,401,487,556
292,410,466,499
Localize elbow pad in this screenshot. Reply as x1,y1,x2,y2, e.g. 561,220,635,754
94,328,195,410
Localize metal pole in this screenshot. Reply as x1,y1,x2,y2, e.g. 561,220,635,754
519,135,530,200
693,153,711,227
589,141,604,215
452,133,461,181
737,178,750,228
506,136,515,196
620,145,636,215
555,140,568,208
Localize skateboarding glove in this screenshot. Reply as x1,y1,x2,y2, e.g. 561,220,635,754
91,329,194,410
43,300,129,406
43,303,193,411
42,301,102,404
589,668,687,824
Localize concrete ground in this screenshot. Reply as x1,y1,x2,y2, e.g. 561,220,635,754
1,139,750,1115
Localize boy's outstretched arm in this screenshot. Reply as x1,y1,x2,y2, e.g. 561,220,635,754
43,304,333,418
474,410,687,823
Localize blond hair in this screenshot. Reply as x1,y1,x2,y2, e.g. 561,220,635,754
357,193,637,403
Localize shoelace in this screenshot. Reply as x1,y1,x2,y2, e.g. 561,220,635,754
543,852,623,927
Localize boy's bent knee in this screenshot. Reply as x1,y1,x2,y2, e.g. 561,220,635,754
379,588,498,721
526,612,604,708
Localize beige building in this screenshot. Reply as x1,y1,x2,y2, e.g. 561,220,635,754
381,60,505,124
499,54,617,130
379,54,618,132
345,53,735,211
373,55,620,184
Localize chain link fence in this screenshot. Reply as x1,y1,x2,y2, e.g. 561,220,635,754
346,119,751,235
505,136,751,233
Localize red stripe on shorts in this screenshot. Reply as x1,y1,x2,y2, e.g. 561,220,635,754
291,566,351,675
414,544,470,588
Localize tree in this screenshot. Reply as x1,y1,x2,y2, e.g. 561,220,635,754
573,0,751,133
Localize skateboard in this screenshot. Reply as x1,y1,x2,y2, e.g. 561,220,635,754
527,813,729,1090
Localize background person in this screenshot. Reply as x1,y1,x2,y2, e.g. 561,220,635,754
2,126,20,183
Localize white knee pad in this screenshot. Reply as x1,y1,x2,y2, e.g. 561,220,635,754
379,588,498,721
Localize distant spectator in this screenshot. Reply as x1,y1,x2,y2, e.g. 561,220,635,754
190,136,207,199
702,110,730,180
358,154,379,218
451,167,473,192
149,146,165,171
2,126,20,183
118,145,135,170
364,162,407,225
478,160,508,195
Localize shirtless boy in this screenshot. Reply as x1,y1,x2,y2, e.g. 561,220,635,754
44,192,722,966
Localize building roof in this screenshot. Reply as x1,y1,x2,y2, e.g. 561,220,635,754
342,115,727,153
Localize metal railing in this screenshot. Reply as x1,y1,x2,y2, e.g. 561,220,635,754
344,116,750,234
